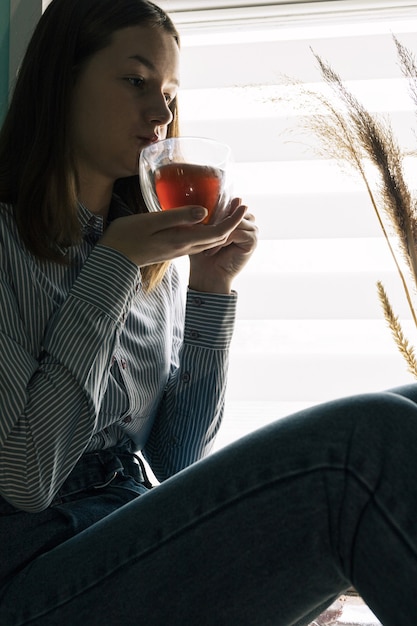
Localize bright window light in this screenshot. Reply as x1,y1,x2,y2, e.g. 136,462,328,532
171,1,417,451
180,18,417,47
180,79,415,121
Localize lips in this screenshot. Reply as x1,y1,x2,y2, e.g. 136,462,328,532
138,134,159,145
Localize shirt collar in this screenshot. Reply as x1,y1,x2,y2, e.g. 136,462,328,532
77,202,104,242
57,196,135,256
77,195,134,242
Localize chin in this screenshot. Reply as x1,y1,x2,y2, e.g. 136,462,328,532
119,160,140,179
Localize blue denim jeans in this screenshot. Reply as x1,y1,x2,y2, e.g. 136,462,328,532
0,386,417,626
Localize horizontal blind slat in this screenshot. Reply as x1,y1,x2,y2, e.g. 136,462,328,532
238,192,383,239
178,32,417,88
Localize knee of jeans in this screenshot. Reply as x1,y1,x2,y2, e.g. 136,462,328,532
321,390,417,442
359,391,417,438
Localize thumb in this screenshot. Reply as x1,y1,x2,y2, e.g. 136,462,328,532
188,206,209,223
156,205,208,225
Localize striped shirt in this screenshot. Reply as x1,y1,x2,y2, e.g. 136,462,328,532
0,200,237,511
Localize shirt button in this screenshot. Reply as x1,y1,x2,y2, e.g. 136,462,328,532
123,415,132,424
190,330,200,339
193,297,203,307
181,372,191,383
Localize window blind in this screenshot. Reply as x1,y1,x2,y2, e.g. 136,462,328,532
158,0,417,449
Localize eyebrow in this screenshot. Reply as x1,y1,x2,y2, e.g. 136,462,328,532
128,54,180,86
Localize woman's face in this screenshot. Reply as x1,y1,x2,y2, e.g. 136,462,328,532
69,24,180,188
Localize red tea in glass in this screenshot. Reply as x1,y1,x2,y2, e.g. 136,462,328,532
139,137,232,224
154,162,223,224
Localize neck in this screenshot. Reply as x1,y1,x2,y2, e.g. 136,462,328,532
77,177,114,222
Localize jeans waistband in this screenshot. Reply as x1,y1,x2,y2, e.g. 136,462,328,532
51,445,152,505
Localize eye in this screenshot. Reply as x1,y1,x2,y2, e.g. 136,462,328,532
126,76,145,88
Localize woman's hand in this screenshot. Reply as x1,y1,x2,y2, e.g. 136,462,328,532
99,203,249,269
188,198,258,294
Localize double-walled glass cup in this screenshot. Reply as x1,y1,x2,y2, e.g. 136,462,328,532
139,137,233,225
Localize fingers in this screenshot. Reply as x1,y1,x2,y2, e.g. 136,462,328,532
243,211,256,223
226,199,256,228
151,205,209,228
149,204,249,257
153,199,247,234
150,204,245,246
198,206,258,257
219,203,257,241
100,198,255,267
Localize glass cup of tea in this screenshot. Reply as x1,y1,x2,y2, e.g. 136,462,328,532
139,137,233,225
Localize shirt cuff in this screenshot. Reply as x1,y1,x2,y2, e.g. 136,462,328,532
184,289,237,349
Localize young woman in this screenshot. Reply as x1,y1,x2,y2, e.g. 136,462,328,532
0,1,416,624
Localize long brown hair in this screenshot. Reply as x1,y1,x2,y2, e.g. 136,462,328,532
0,0,179,289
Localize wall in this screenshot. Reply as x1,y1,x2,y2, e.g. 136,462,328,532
0,0,10,124
9,0,42,87
0,0,42,123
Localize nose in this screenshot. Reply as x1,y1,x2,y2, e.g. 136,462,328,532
147,94,173,128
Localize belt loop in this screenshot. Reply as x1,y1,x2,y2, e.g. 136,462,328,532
93,470,120,489
94,450,125,488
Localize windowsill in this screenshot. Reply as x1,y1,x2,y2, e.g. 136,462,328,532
311,590,382,626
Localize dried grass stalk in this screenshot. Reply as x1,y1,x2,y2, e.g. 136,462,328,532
319,53,417,281
296,41,417,377
377,281,417,379
394,36,417,110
